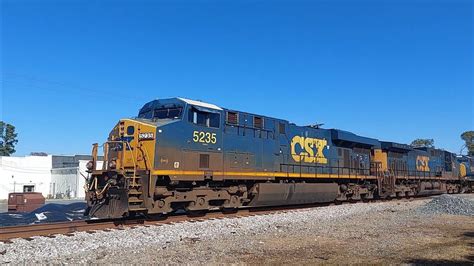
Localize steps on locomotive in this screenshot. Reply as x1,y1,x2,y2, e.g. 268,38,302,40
128,198,143,203
124,173,146,212
128,206,146,211
128,189,142,195
125,173,141,185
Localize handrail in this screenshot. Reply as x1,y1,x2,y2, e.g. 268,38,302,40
139,142,151,170
100,140,139,186
124,141,138,186
92,143,98,170
280,158,444,180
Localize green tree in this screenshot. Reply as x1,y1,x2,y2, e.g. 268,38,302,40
410,138,435,148
0,121,18,156
461,131,474,156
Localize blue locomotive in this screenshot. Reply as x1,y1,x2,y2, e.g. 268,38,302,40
85,98,473,218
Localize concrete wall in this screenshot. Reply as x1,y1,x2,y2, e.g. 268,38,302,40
50,167,80,198
0,155,52,199
50,160,103,199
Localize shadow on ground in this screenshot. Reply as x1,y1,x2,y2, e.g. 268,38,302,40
406,231,473,265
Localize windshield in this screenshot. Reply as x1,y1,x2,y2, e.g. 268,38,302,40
138,107,183,120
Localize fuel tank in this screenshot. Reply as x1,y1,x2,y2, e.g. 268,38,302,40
248,182,339,206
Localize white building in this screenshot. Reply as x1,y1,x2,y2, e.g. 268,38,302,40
51,160,103,199
0,155,52,200
0,155,102,200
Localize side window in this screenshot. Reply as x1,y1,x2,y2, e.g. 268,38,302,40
23,185,35,192
278,122,286,134
226,111,238,125
188,107,220,128
253,116,263,129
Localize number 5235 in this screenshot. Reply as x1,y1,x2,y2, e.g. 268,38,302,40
193,131,217,144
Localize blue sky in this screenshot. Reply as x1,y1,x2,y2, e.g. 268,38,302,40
1,0,473,156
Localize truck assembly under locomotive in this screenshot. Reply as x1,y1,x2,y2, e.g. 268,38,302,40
84,97,474,219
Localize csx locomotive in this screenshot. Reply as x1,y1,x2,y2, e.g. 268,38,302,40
85,97,474,218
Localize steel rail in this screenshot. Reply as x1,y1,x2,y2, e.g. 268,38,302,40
0,220,133,242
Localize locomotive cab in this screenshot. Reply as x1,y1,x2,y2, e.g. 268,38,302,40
85,99,189,218
85,98,224,219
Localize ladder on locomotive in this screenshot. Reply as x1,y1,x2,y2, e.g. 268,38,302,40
122,141,148,213
124,169,147,212
371,162,396,198
98,141,148,213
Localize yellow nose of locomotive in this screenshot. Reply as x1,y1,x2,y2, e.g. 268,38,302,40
86,118,157,219
106,119,157,171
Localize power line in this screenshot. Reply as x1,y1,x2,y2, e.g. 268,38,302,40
2,72,152,103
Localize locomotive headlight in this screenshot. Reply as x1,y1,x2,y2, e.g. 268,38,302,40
108,160,117,169
86,161,94,171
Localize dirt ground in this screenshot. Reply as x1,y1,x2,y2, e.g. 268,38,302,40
120,198,474,265
154,201,474,265
231,215,474,265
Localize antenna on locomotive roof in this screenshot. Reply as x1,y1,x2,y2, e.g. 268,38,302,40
459,144,467,155
309,123,324,129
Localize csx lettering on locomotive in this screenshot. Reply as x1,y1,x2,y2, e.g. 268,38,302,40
416,156,430,172
290,136,328,164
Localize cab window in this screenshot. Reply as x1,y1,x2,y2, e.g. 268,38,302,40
153,107,182,119
138,109,153,119
138,107,183,120
188,106,220,128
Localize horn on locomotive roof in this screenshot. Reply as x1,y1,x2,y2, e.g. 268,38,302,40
308,123,324,129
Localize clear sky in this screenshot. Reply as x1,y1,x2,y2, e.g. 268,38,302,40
1,0,473,156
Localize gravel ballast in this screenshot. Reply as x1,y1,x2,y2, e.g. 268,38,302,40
1,194,473,264
416,194,474,216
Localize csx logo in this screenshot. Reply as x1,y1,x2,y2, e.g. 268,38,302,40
290,136,328,164
416,156,430,172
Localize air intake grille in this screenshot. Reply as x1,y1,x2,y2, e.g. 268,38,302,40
254,116,263,129
227,112,238,124
199,154,210,169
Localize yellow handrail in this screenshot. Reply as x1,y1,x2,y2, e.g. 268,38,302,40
124,141,138,186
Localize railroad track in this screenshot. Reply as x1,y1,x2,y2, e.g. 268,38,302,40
0,208,280,243
0,197,428,243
